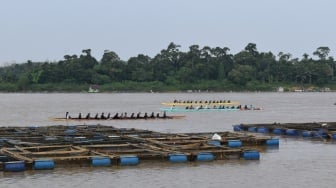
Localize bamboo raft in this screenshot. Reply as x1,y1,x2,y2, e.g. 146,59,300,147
233,122,336,140
0,124,278,172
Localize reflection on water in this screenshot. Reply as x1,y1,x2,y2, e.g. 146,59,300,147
0,92,336,188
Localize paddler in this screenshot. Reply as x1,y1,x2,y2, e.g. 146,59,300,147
66,112,70,119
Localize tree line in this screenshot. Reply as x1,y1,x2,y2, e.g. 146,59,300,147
0,43,335,92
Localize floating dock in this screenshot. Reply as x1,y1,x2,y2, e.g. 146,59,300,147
233,122,336,140
0,124,278,172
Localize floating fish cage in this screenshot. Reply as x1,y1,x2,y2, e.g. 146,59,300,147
0,124,271,172
234,122,336,141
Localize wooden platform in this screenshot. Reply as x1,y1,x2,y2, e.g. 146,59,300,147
0,124,274,170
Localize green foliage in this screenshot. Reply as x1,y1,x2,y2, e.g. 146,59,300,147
228,65,255,85
0,83,18,92
0,44,335,92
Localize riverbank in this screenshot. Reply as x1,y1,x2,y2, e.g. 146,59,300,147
0,81,335,93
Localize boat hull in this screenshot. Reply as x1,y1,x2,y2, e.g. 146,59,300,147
160,107,262,112
161,101,239,106
49,115,185,121
160,108,240,112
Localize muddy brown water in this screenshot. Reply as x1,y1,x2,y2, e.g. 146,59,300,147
0,92,336,188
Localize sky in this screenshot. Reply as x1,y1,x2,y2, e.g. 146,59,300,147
1,0,336,65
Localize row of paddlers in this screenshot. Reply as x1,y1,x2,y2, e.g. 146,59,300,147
233,122,336,140
0,124,279,172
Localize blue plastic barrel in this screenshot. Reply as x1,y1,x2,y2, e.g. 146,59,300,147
233,125,243,132
91,157,111,167
168,154,188,162
120,156,139,166
248,127,257,132
257,127,269,133
4,161,25,172
312,131,328,139
302,131,312,137
272,128,283,135
332,133,336,140
208,140,221,147
228,140,242,148
266,139,279,146
286,129,298,136
34,159,55,170
196,152,214,161
243,151,260,160
315,129,328,138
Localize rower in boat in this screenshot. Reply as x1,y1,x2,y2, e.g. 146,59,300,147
112,113,119,119
136,112,141,118
106,113,111,119
66,112,70,119
150,112,155,118
156,112,160,118
237,105,242,110
85,113,90,119
94,113,99,119
130,113,135,119
144,112,148,119
100,112,106,119
78,113,82,119
196,105,203,110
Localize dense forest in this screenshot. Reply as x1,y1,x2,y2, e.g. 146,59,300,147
0,43,335,92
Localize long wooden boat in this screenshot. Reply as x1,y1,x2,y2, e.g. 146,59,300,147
161,100,239,106
160,107,262,112
50,114,185,121
160,107,239,112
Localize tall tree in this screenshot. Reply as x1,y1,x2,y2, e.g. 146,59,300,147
313,47,330,60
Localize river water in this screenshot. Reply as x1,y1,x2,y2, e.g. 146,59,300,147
0,92,335,188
